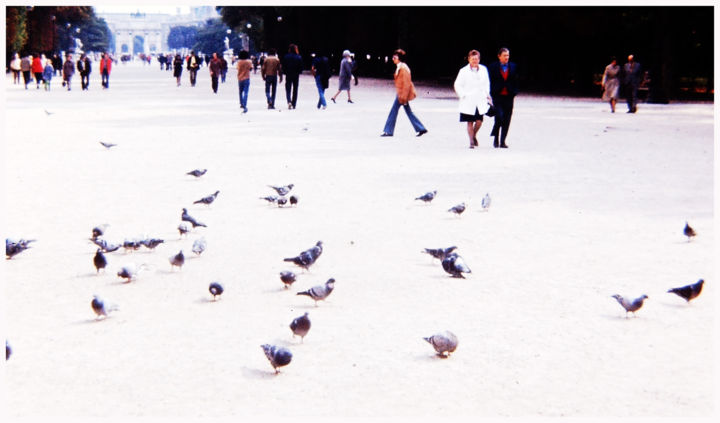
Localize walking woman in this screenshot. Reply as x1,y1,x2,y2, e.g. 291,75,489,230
173,54,183,86
380,49,427,138
454,49,491,148
601,57,621,113
331,50,354,103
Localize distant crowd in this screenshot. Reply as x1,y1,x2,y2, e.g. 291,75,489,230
9,51,116,91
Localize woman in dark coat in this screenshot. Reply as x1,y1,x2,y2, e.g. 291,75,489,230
173,54,183,86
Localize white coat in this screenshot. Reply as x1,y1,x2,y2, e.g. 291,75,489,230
453,63,491,115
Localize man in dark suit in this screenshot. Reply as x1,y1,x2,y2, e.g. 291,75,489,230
622,54,642,113
488,47,519,148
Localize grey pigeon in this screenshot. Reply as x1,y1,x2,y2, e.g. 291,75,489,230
280,271,297,288
668,279,704,303
93,249,107,273
684,221,696,241
186,168,207,178
277,196,288,207
178,224,189,237
5,341,10,361
290,312,311,342
181,208,207,228
193,190,220,206
91,295,118,319
611,294,648,317
91,237,120,253
117,263,146,282
289,195,298,206
99,141,117,149
415,190,437,203
424,331,459,357
448,202,466,216
170,250,185,270
260,195,278,204
268,184,294,196
6,238,36,259
297,278,335,306
123,238,142,253
91,224,109,240
261,344,293,373
284,241,323,271
422,246,457,261
209,282,224,300
140,238,164,250
44,109,54,115
441,252,472,278
192,237,207,255
481,193,491,211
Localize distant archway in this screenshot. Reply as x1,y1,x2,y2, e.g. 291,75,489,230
133,35,144,54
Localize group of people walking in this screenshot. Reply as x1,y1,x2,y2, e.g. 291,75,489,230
601,54,643,113
9,52,114,91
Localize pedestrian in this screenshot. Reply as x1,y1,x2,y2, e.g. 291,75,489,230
209,52,222,94
251,55,258,74
187,51,199,87
10,53,22,84
42,59,54,91
331,49,354,103
173,54,183,86
21,54,32,89
380,49,428,138
80,54,92,90
601,56,621,113
488,47,519,148
281,43,303,109
220,55,228,83
100,53,112,89
52,54,62,76
622,54,642,113
62,53,75,91
454,49,492,149
261,48,282,109
311,53,331,109
236,50,253,113
32,53,44,89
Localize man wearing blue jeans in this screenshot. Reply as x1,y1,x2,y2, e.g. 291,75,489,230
236,50,253,113
261,48,282,109
311,54,330,109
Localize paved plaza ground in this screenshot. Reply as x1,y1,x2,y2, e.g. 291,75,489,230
2,61,715,420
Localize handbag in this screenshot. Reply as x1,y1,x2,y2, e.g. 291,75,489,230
485,103,497,117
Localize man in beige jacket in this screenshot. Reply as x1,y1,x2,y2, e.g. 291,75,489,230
381,49,427,137
261,48,282,109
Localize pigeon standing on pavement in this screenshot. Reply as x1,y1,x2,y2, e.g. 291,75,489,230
91,295,118,320
178,224,189,237
6,341,11,361
181,208,207,228
209,282,224,300
277,196,288,207
297,278,335,306
422,246,457,261
289,195,299,206
93,249,107,273
269,184,294,196
448,202,466,216
481,193,491,211
284,241,323,271
192,237,207,256
6,238,36,259
684,222,696,241
441,253,472,278
260,195,278,204
99,141,117,149
170,250,185,270
424,331,459,357
140,238,164,250
193,190,220,206
261,344,293,373
611,294,648,317
117,263,147,282
415,190,437,203
91,224,109,240
92,238,121,253
668,279,704,303
280,271,297,288
290,312,311,342
186,168,207,178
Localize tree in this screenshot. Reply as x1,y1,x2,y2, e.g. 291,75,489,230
167,25,198,50
77,16,112,53
6,6,29,57
192,18,229,55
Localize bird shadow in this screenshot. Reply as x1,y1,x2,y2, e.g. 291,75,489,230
77,271,103,278
240,366,278,380
263,286,293,294
195,297,219,304
600,313,641,321
70,317,111,325
416,352,451,361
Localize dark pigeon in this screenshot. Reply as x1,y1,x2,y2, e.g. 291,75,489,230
99,141,117,149
268,184,294,196
140,238,164,250
441,252,471,278
6,341,10,361
209,282,224,300
261,344,292,373
123,239,142,253
170,250,185,270
193,190,220,206
181,208,207,228
289,195,298,206
448,202,466,216
415,190,437,203
277,196,288,207
611,294,648,317
290,312,311,342
280,271,297,288
6,238,36,259
297,278,335,306
424,331,459,357
422,246,457,261
117,263,144,283
186,169,207,178
668,279,704,303
284,241,323,271
92,238,121,253
91,295,118,319
684,222,696,241
93,249,107,273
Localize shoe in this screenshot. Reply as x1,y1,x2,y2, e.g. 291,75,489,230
269,105,275,109
469,145,475,149
380,133,392,137
493,136,499,148
242,107,248,113
416,129,428,137
473,136,478,146
331,98,336,103
288,103,293,109
348,100,354,103
321,105,326,110
500,143,508,148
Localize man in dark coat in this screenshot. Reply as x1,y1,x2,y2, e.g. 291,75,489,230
622,54,643,113
78,54,91,90
488,47,519,148
209,52,222,94
282,43,303,109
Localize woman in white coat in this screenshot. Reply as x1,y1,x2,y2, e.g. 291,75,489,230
454,50,492,148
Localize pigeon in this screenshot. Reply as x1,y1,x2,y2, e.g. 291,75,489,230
93,249,107,273
123,239,142,253
668,279,704,303
268,184,294,196
441,252,472,278
448,202,466,216
289,195,299,206
193,190,220,206
186,168,207,178
44,109,54,115
481,193,491,211
415,190,437,203
290,312,311,342
116,263,146,282
297,278,335,306
424,331,459,357
209,282,224,300
192,237,207,255
178,224,189,237
422,246,457,261
91,295,118,319
99,141,117,149
280,271,297,288
684,222,696,241
261,344,293,373
260,195,278,204
277,196,288,207
140,238,164,250
284,241,323,271
91,224,109,240
5,341,10,361
6,238,36,259
170,250,185,270
92,238,121,253
181,208,207,228
611,294,648,317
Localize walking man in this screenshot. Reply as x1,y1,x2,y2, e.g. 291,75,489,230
261,48,282,109
187,51,199,87
236,50,253,112
488,47,519,148
209,52,222,94
282,44,303,109
100,53,112,89
623,54,643,113
62,53,75,91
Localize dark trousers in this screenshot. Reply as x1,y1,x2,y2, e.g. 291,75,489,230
625,83,639,112
490,95,514,146
285,74,299,107
102,70,109,88
22,71,31,88
189,69,197,86
81,72,90,90
34,72,43,87
265,75,277,107
211,75,219,93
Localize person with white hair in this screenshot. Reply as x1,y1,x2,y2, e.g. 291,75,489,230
331,49,354,103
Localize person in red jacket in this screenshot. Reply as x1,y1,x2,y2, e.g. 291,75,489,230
32,53,44,89
100,53,112,89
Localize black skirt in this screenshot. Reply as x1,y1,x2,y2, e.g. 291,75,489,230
460,108,483,122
